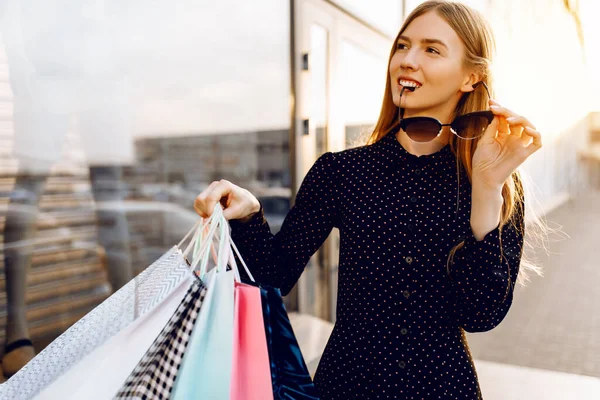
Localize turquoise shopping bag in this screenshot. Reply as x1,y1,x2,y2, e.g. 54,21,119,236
171,204,236,399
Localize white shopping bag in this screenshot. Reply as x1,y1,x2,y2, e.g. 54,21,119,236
0,219,207,400
35,214,224,400
35,271,194,399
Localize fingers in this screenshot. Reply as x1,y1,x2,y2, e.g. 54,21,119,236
498,116,509,136
489,101,538,143
521,126,543,153
489,101,516,118
480,116,499,143
489,101,536,131
486,99,543,156
221,202,245,221
505,115,532,137
194,179,233,218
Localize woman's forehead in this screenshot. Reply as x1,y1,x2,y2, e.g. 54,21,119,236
401,12,464,52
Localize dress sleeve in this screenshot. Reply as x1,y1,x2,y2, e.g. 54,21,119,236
228,151,339,296
447,193,525,333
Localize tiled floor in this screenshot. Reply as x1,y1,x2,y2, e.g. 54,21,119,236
289,190,600,399
476,360,600,399
466,190,600,378
290,313,600,399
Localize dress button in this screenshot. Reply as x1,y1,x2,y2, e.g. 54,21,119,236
401,328,408,335
399,361,406,369
403,290,411,299
415,169,422,176
410,197,417,203
405,256,413,265
407,223,414,231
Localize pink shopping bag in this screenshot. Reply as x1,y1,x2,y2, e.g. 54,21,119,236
231,282,274,400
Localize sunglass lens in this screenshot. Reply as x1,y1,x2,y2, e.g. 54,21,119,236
403,119,441,142
452,115,491,139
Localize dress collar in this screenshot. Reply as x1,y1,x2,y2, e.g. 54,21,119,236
375,125,454,166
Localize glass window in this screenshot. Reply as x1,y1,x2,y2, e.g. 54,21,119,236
339,40,387,148
0,0,291,376
330,0,403,37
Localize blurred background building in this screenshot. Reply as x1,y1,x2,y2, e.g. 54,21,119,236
0,0,599,397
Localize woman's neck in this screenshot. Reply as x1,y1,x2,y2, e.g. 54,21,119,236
398,104,455,156
396,127,451,157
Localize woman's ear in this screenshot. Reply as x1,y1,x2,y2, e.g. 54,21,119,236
459,71,482,93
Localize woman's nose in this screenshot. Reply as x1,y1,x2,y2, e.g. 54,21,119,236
400,50,419,71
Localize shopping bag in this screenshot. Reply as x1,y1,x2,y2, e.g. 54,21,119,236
259,285,320,399
228,234,319,399
0,220,204,400
171,204,236,400
231,282,273,400
194,206,273,400
35,269,195,399
196,205,273,399
36,216,222,400
114,276,207,399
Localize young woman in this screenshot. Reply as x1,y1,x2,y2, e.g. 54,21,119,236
194,1,543,398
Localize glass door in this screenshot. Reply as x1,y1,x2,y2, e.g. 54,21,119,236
295,0,394,321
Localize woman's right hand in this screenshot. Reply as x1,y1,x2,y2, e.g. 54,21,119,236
194,179,260,222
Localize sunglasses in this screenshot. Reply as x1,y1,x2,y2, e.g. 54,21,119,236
398,81,494,143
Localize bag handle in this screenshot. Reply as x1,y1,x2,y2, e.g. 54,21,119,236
190,203,227,279
188,203,255,283
177,210,220,266
192,218,219,269
199,206,256,283
176,219,202,253
228,235,255,283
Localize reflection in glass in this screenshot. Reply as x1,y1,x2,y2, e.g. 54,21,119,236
339,39,387,149
311,24,329,157
329,0,402,37
304,23,330,318
0,0,292,380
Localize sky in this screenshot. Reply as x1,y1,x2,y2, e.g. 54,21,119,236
1,0,598,143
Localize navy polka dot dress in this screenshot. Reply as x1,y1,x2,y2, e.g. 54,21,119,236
229,125,525,400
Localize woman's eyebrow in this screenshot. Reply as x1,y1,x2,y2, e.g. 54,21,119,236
397,35,448,49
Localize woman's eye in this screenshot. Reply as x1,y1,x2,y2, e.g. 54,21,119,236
426,47,440,55
396,43,408,50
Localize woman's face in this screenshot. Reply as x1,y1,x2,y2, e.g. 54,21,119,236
389,11,475,121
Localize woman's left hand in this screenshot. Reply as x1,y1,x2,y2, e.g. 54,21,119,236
471,99,543,190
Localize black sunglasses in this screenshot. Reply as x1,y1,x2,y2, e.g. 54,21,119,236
398,81,494,143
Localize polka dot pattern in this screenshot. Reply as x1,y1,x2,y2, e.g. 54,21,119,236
230,125,525,399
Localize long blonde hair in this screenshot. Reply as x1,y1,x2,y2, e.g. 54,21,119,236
364,1,546,286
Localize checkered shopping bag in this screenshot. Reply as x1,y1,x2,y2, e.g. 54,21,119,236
114,276,207,399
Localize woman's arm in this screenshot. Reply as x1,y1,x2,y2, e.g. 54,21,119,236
470,177,504,241
229,152,339,295
445,97,540,333
446,176,525,333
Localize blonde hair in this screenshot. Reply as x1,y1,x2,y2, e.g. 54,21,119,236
359,1,550,287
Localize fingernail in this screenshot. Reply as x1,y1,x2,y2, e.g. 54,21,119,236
506,116,516,122
490,105,500,109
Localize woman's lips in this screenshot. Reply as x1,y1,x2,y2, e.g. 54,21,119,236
397,78,422,88
398,84,418,93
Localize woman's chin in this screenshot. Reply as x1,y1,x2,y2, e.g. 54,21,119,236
397,106,429,117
